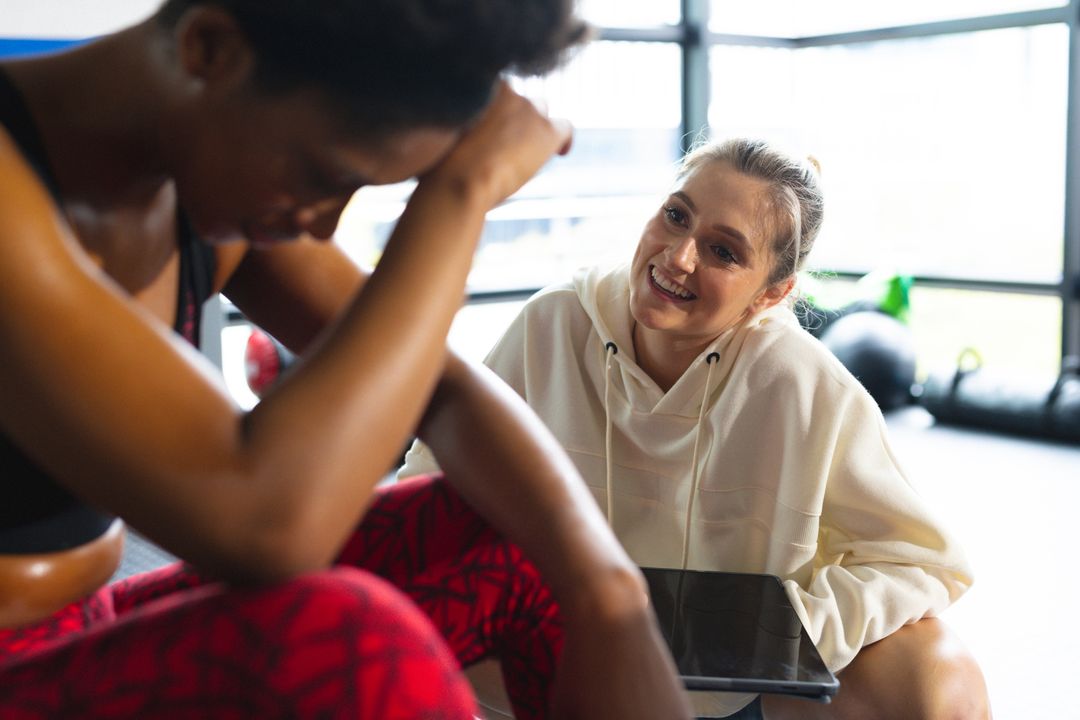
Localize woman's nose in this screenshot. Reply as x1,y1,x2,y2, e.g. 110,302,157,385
668,236,698,273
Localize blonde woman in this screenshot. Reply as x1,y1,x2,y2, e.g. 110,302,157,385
402,138,990,719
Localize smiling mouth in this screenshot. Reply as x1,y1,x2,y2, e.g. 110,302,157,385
649,265,696,301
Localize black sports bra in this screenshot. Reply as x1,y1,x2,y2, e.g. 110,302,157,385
0,68,218,553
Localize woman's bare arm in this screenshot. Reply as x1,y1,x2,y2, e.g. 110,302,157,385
0,84,568,584
418,357,691,718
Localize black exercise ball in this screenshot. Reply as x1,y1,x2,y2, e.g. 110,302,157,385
819,311,917,412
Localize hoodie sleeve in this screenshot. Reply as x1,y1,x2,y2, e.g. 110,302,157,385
481,304,530,398
784,390,974,673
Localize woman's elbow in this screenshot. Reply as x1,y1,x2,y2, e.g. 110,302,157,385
208,525,339,586
194,489,346,586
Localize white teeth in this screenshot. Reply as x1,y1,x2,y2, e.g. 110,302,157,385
650,266,694,299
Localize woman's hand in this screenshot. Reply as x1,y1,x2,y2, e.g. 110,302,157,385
420,81,572,211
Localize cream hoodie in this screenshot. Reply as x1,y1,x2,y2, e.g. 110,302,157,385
401,264,972,717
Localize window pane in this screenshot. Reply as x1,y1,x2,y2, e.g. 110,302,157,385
907,288,1062,379
804,280,1063,381
578,0,680,28
709,25,1068,284
335,41,683,293
710,0,1065,36
448,301,528,363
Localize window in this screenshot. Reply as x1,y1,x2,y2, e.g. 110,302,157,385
907,287,1062,378
805,277,1064,378
334,40,684,294
699,4,1077,375
578,0,680,28
709,25,1069,284
8,1,1074,392
251,4,1080,385
710,0,1066,36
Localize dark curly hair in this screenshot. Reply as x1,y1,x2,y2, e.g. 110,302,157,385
156,0,588,132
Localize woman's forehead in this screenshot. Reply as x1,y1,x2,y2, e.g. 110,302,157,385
674,163,775,248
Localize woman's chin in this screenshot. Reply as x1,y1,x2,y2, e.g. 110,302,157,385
629,302,677,335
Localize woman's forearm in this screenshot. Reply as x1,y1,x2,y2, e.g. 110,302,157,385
417,355,694,719
234,178,492,563
415,354,645,613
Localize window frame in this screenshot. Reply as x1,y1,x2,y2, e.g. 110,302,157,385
578,1,1080,363
5,1,1077,363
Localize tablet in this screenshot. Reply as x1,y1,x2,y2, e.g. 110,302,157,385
642,568,839,701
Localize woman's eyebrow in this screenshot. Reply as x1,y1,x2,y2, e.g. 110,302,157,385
672,190,697,212
711,223,750,249
672,189,755,255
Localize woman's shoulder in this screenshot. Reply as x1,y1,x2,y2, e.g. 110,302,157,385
499,267,620,358
0,125,66,248
514,286,591,352
520,267,604,323
526,278,579,307
742,307,867,397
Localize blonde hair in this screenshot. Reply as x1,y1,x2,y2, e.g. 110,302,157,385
678,138,824,286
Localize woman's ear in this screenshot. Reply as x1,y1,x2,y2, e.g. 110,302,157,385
750,277,795,314
173,5,255,94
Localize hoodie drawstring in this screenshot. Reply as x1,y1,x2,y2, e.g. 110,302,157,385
603,341,720,569
603,341,618,528
680,351,720,570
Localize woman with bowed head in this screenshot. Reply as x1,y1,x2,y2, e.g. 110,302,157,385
0,0,693,717
404,138,991,719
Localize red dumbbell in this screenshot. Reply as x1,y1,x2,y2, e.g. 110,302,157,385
244,328,295,398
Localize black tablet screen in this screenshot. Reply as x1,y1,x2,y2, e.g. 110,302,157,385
642,568,839,699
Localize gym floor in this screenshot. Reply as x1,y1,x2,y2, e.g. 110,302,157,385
116,406,1079,719
884,406,1079,720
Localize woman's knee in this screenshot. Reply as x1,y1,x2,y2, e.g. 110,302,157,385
235,566,453,657
835,618,991,720
219,567,479,718
1,568,477,719
914,619,991,720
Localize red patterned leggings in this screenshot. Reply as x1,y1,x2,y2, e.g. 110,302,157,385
0,475,563,719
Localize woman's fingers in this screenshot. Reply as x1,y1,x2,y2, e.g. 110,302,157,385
422,81,573,209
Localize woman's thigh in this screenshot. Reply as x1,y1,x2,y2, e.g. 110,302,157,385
339,474,564,720
0,567,477,719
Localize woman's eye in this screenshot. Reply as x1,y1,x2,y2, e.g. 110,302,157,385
663,205,687,225
711,245,736,264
